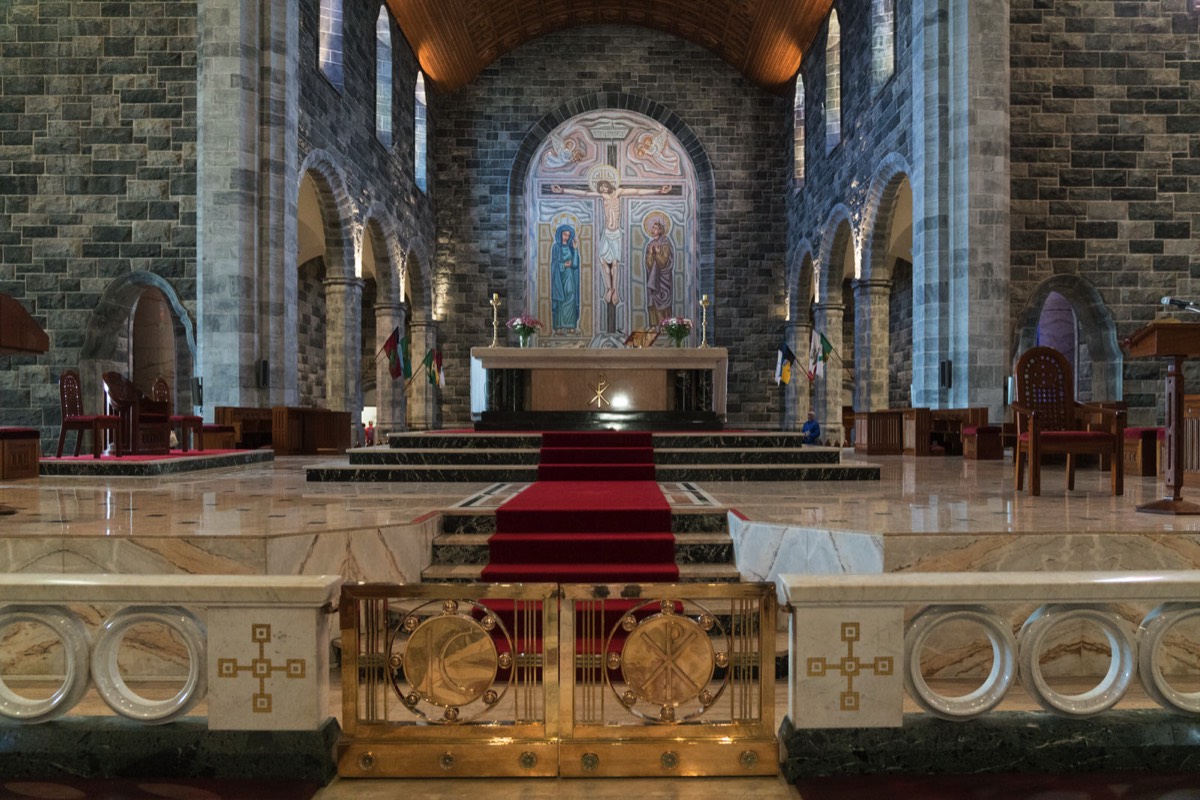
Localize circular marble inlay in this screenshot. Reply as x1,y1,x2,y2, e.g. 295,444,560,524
91,606,207,723
1018,603,1135,717
1138,602,1200,715
903,605,1016,720
0,606,91,723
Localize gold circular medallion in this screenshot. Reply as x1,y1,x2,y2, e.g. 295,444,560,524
403,615,498,707
620,615,715,707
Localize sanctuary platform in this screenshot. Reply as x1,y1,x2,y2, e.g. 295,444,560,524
39,448,273,477
306,430,879,482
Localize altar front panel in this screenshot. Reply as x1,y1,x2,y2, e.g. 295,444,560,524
530,368,668,412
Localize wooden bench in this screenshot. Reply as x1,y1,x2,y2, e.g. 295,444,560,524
0,427,40,479
963,425,1003,460
214,406,273,450
1124,427,1163,478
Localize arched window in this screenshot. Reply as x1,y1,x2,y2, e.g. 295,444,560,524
793,75,806,186
872,0,896,89
319,0,344,91
414,72,428,193
825,10,841,153
375,8,392,147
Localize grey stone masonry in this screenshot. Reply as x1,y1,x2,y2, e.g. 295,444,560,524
1010,0,1200,420
0,0,198,445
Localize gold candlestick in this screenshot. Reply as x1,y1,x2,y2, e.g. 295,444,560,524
489,293,501,347
699,294,711,348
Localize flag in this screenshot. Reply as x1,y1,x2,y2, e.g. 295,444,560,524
382,327,402,380
399,335,412,379
775,343,797,386
808,329,833,380
419,348,434,385
433,349,445,388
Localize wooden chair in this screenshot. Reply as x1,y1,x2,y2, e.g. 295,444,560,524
56,369,120,458
152,376,203,451
1012,346,1124,496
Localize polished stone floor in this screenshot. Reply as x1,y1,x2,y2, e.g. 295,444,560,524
1,449,1196,799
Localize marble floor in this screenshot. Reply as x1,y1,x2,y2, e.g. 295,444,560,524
1,449,1196,799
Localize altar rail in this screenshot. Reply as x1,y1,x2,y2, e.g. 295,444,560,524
338,581,776,778
0,574,340,731
778,570,1200,729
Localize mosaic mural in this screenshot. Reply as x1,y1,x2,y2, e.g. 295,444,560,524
525,110,698,347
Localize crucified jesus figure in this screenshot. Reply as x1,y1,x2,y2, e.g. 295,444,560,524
551,179,671,306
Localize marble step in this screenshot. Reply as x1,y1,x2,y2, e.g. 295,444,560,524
382,432,823,450
349,446,837,467
652,447,839,465
349,448,540,466
431,532,734,566
308,462,879,482
438,510,730,535
421,561,741,583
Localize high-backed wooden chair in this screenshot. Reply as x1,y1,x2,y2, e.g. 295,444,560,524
1012,346,1124,496
56,369,120,458
152,376,203,451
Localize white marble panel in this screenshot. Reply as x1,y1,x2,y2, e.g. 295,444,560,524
207,606,331,731
729,513,883,596
789,606,903,728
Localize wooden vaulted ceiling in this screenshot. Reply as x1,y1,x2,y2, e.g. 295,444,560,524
385,0,834,95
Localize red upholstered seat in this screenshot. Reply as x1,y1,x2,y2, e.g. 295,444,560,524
1012,346,1123,497
56,369,120,458
152,376,204,451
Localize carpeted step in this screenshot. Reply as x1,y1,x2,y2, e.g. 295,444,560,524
537,463,657,481
538,446,654,464
487,532,677,564
496,481,671,532
541,431,654,449
481,561,679,582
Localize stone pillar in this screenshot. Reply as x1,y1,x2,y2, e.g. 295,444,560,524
784,321,814,431
374,302,406,434
196,0,299,415
812,303,845,445
406,319,440,430
910,0,1009,416
323,277,363,414
853,279,892,412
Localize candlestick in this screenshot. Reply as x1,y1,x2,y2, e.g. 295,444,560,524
699,294,711,348
489,293,501,347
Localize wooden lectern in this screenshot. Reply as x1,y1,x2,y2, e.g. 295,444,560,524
1127,321,1200,514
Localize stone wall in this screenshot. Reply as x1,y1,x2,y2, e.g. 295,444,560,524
1010,0,1199,420
432,26,790,429
0,0,198,439
297,257,328,408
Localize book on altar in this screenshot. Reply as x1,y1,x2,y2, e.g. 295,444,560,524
623,329,660,348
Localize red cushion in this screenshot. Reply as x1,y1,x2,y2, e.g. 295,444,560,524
964,425,1001,435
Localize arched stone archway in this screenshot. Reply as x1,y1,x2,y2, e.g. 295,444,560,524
1013,276,1122,407
814,206,856,443
78,272,197,427
360,209,408,435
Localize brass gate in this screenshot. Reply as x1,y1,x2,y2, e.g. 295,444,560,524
337,581,777,778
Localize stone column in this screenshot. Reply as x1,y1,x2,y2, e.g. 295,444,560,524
785,321,814,431
812,303,845,445
406,319,440,430
196,0,299,414
853,279,892,412
323,277,363,414
374,302,406,434
910,0,1009,416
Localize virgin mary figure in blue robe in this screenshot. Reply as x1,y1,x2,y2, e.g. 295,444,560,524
551,224,581,331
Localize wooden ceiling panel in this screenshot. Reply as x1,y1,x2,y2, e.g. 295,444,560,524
386,0,833,94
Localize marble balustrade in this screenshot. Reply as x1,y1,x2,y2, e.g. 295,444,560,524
778,570,1200,729
0,574,340,731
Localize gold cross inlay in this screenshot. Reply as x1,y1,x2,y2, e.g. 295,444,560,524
590,373,610,408
806,621,893,712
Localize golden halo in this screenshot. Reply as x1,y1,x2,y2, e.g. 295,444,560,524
587,164,620,193
642,211,672,237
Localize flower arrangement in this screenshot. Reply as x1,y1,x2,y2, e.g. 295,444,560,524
507,314,543,346
506,314,543,336
659,317,694,346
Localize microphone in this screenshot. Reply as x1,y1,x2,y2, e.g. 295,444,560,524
1161,297,1200,312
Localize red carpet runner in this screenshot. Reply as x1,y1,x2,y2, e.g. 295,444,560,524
481,431,679,583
